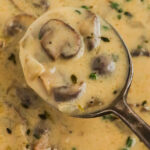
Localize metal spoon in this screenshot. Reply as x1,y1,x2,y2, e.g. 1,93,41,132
74,19,150,149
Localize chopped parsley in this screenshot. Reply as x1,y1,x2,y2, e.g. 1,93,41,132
102,25,109,30
21,103,29,109
33,133,41,139
72,147,77,150
101,36,110,42
39,33,42,40
118,8,123,13
126,0,131,2
102,114,118,121
81,5,90,10
71,74,77,84
113,90,118,94
117,14,122,20
126,136,133,148
121,148,128,150
6,128,12,134
8,53,16,64
26,144,30,148
124,11,133,17
26,129,31,136
112,54,119,62
75,10,81,14
141,100,147,106
110,1,119,10
38,111,50,120
89,73,97,80
137,45,142,49
110,1,123,14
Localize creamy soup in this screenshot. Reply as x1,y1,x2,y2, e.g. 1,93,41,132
0,0,150,150
20,7,129,115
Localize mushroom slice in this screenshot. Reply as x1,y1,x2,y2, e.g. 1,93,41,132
9,0,50,17
40,19,82,60
4,14,35,37
25,55,45,80
92,55,116,75
53,82,85,102
16,87,38,108
79,11,100,50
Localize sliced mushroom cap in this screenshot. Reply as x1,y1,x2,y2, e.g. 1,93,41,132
40,19,82,60
79,10,100,50
53,82,85,102
92,55,116,74
4,14,35,37
9,0,50,16
16,87,38,108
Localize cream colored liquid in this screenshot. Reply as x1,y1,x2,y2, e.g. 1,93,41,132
0,0,149,150
20,7,129,115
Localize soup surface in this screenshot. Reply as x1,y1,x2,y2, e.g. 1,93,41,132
20,7,129,115
0,0,150,150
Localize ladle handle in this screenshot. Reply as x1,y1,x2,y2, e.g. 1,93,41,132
111,99,150,148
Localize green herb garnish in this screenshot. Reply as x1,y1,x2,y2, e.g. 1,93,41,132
75,10,81,14
110,1,123,12
71,74,77,84
72,147,77,150
81,5,89,9
102,114,118,121
121,148,128,150
38,111,50,120
101,36,110,42
126,136,133,148
8,53,16,64
124,11,133,17
110,1,119,10
142,100,147,106
26,129,31,136
137,45,142,49
113,90,118,94
89,73,97,80
118,8,123,13
33,133,41,139
112,54,119,62
6,128,12,134
117,14,122,20
26,144,30,148
102,25,109,30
